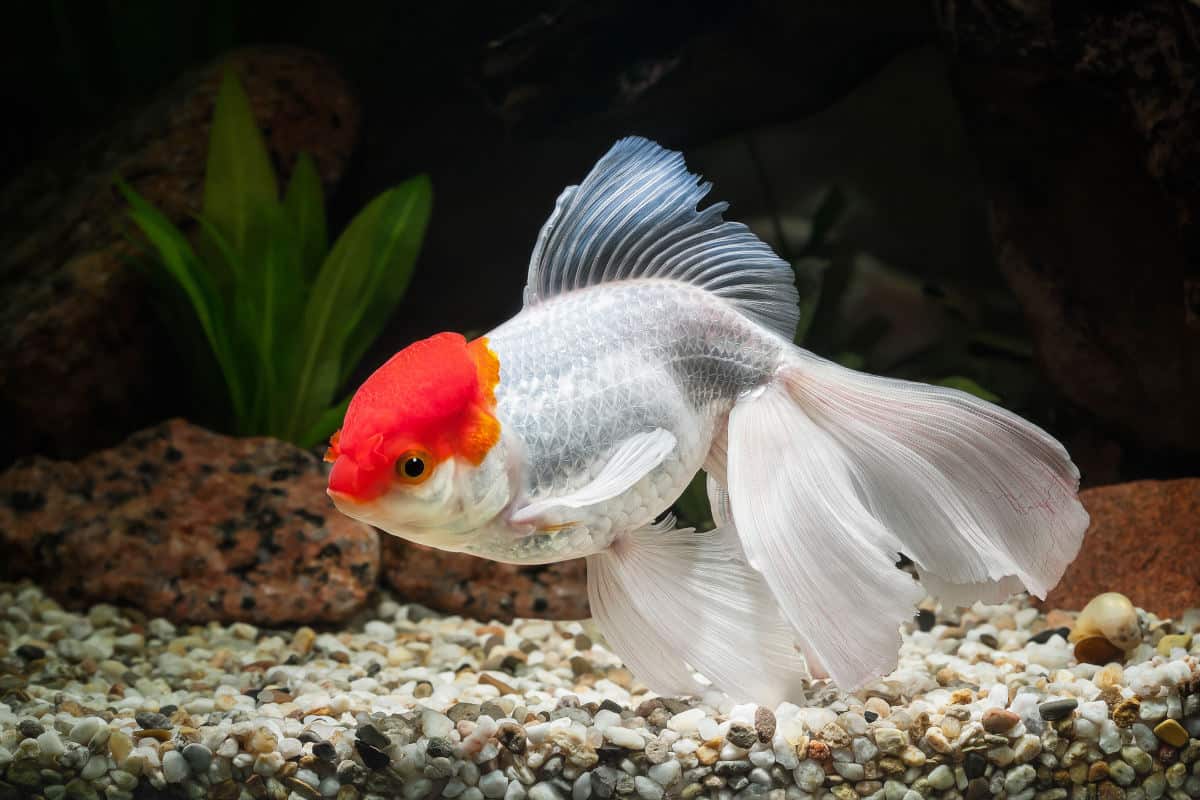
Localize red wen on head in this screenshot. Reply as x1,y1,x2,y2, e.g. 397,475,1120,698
326,332,500,501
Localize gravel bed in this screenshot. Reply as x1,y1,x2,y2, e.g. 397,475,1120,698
1,580,1199,800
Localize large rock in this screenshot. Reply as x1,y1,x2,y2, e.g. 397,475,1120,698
0,47,360,467
382,539,589,623
1042,479,1199,619
935,0,1200,455
0,419,379,625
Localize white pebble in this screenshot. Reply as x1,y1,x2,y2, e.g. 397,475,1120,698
592,710,621,730
162,750,189,783
634,776,664,800
604,726,644,750
279,737,303,760
571,773,591,800
648,759,681,786
80,753,109,780
1078,701,1108,726
1098,720,1122,754
36,731,65,757
528,782,564,800
423,710,455,739
69,717,106,745
667,709,705,734
927,765,954,790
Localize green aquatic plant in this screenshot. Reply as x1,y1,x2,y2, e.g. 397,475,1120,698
118,68,431,448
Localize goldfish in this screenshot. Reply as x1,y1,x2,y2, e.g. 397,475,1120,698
326,137,1087,703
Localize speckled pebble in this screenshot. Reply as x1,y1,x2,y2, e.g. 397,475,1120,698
0,582,1194,800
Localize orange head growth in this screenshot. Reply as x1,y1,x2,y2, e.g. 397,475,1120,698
326,332,501,501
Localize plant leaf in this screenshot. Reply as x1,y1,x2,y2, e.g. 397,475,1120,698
803,185,847,256
671,472,714,531
336,174,433,387
283,153,327,281
117,179,247,422
937,375,1003,404
300,396,351,450
202,67,279,261
286,174,432,440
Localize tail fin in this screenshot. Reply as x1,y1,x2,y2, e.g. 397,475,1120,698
726,349,1088,690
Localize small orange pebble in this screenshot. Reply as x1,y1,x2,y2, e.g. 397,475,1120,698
475,625,507,637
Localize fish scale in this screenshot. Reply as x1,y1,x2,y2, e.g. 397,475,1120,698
476,280,782,560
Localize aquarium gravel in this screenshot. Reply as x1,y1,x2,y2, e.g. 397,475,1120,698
1,581,1199,800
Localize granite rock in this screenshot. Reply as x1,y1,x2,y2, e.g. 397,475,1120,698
382,538,588,623
0,46,360,467
1042,479,1199,618
0,419,378,624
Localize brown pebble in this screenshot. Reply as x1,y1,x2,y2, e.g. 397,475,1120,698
1097,780,1123,800
497,721,527,755
285,777,319,799
981,708,1020,734
210,781,241,800
950,689,974,705
965,778,991,800
935,667,957,685
138,729,172,741
635,699,666,718
478,672,517,695
1088,761,1110,782
1073,635,1124,666
754,706,776,743
807,741,831,761
569,655,593,676
606,667,634,689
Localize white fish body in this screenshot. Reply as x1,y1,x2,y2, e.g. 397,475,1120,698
328,137,1088,704
466,280,781,564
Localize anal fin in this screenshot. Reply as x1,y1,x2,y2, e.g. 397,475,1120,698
587,518,811,705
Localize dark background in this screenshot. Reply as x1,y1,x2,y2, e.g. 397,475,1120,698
2,0,1197,483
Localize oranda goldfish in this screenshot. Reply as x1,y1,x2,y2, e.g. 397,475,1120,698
326,137,1087,703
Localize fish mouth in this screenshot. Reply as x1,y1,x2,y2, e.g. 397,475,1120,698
326,488,446,539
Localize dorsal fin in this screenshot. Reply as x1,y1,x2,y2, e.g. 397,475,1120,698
523,136,800,340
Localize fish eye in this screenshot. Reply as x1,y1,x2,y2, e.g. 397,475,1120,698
395,449,433,485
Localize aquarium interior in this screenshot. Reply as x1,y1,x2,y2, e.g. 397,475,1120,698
0,2,1198,800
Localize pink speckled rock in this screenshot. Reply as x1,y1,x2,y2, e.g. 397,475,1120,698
0,419,378,625
382,537,589,623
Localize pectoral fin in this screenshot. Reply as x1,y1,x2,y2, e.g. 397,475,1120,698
509,428,676,526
